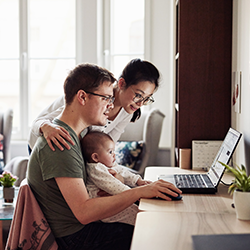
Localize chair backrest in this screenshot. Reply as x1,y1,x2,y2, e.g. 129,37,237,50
0,109,13,165
4,156,29,187
6,178,58,250
119,111,147,141
119,108,165,176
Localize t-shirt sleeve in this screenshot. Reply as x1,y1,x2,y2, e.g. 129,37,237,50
38,141,86,182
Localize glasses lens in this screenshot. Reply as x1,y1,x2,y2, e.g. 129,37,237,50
143,98,154,105
110,96,115,104
133,96,143,103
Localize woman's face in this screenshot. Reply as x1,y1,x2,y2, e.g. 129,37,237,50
118,80,156,114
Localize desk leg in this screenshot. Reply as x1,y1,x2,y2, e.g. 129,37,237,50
0,221,3,250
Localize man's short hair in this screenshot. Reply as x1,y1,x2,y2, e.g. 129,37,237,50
64,63,116,104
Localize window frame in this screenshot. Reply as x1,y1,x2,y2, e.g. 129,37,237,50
8,0,151,141
12,0,78,140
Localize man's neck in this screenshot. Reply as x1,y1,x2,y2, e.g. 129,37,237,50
58,106,89,138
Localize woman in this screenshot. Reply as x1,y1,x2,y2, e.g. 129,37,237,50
28,58,160,152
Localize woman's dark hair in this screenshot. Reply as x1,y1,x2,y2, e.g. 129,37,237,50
64,63,116,104
119,58,160,122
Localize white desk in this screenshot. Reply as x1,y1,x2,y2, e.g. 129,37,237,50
131,211,250,250
130,166,250,250
139,166,234,213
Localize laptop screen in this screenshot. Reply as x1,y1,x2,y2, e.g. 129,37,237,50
207,128,242,186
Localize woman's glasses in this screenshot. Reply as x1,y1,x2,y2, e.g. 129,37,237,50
130,87,154,105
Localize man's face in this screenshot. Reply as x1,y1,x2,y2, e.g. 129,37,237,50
86,80,114,126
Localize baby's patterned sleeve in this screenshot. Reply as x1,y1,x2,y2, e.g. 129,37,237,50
88,163,131,195
114,163,141,187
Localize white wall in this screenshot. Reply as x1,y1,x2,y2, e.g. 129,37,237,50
148,0,174,150
232,0,250,173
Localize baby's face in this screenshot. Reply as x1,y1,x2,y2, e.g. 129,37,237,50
98,139,116,168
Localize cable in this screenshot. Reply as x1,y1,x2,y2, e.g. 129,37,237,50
220,180,233,186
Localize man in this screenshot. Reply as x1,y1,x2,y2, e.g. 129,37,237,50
27,63,181,250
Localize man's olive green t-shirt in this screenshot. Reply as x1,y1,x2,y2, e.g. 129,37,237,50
27,119,87,238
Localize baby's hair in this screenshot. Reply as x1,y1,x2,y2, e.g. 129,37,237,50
81,131,113,162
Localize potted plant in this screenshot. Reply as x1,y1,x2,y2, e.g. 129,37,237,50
219,162,250,220
0,170,17,203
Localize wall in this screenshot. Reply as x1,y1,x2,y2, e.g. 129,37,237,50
148,0,174,150
232,0,250,173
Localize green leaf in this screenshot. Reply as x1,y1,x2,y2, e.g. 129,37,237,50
218,161,250,194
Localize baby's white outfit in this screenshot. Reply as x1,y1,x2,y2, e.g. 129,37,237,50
86,162,141,225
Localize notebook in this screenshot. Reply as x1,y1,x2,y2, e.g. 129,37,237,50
159,128,242,194
192,234,250,250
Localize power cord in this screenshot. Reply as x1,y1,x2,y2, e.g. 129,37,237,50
220,180,232,186
219,180,235,208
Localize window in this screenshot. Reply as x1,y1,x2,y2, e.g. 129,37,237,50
0,0,20,137
0,0,76,140
0,0,146,141
104,0,145,77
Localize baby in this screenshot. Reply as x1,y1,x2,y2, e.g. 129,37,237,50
81,131,151,225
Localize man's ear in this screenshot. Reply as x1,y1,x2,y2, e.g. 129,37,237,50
91,153,99,163
76,90,87,104
118,78,126,90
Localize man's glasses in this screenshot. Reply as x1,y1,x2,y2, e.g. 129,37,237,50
130,87,154,105
85,91,115,104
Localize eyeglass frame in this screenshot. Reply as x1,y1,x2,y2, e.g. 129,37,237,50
85,91,115,104
129,87,155,105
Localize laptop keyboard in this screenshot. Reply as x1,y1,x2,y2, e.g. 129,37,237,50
174,174,214,188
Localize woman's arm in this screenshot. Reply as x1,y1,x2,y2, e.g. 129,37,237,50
39,120,74,151
28,96,74,151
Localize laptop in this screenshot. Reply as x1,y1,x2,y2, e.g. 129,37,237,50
192,234,250,250
159,128,242,194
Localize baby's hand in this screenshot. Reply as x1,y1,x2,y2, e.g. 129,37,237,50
137,179,152,186
97,189,111,197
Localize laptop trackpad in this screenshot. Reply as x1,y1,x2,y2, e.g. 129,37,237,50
158,174,176,185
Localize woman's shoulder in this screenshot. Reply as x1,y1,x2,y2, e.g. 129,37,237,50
115,108,133,121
